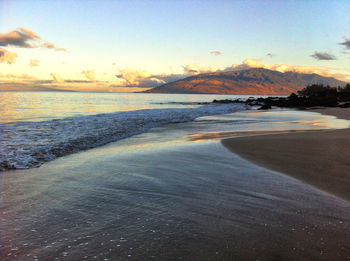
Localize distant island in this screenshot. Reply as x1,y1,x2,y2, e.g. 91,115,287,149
144,68,346,95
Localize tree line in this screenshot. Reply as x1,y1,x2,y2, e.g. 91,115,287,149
213,83,350,109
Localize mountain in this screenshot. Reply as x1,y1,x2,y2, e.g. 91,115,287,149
144,68,346,95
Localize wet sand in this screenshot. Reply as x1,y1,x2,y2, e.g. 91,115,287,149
1,110,349,260
310,107,350,121
222,107,350,201
1,141,350,260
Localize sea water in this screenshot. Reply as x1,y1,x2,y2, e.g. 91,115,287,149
0,92,251,170
1,91,349,171
1,91,350,260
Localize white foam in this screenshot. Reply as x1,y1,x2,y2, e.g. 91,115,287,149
0,104,245,171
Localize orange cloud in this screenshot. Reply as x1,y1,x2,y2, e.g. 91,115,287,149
116,68,155,86
29,59,40,67
183,63,219,75
0,73,37,80
81,70,96,82
225,59,348,80
0,48,17,63
41,42,67,52
50,73,64,83
0,27,40,48
115,59,349,88
0,27,66,51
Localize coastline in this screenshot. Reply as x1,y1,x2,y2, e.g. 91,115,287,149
222,107,350,201
1,107,350,260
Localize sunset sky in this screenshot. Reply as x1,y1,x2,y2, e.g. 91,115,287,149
0,0,349,92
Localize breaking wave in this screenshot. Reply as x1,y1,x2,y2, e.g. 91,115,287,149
0,104,244,171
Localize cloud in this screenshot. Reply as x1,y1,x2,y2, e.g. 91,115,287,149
222,59,264,71
41,42,67,52
50,73,64,83
242,59,264,68
223,59,348,80
183,63,219,75
311,52,336,60
115,67,190,87
116,63,229,87
116,68,155,86
221,58,347,80
226,59,325,75
0,27,66,51
156,74,188,83
29,59,40,67
81,70,96,82
339,37,350,50
210,51,222,56
0,73,37,80
0,27,40,48
115,57,350,88
0,48,17,63
66,80,92,83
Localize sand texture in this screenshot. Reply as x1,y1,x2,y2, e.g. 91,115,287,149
2,109,349,260
222,108,350,201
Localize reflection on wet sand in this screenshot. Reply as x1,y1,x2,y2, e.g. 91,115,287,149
189,129,316,142
1,109,349,260
1,141,349,260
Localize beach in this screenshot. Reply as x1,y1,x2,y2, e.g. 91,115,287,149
1,97,350,260
2,1,350,260
1,128,350,261
222,107,350,201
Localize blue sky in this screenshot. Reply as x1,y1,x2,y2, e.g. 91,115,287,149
0,0,349,91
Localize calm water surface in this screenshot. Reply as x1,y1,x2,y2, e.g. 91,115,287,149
0,92,258,123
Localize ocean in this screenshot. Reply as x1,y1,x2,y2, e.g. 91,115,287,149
1,91,349,260
1,91,348,171
0,92,249,170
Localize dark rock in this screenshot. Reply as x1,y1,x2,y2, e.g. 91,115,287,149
258,104,272,110
339,103,350,108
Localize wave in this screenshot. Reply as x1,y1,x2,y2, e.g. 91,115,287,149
150,101,210,105
0,104,245,171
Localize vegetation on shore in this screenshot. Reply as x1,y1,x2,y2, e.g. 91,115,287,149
213,84,350,109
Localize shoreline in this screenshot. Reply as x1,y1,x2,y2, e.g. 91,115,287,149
2,107,350,260
222,107,350,201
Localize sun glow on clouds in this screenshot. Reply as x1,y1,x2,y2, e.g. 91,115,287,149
227,59,344,79
0,25,349,91
0,27,67,68
0,73,37,80
1,57,349,92
0,0,349,94
0,27,66,51
29,59,40,67
81,70,96,82
183,63,220,75
116,68,166,87
0,27,40,48
0,48,17,64
50,73,64,83
112,59,350,88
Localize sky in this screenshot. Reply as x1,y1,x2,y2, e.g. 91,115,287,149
0,0,350,92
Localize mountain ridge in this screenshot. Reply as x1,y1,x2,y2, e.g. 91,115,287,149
144,68,346,95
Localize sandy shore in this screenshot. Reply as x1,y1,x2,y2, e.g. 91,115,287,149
2,109,349,260
222,107,350,201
